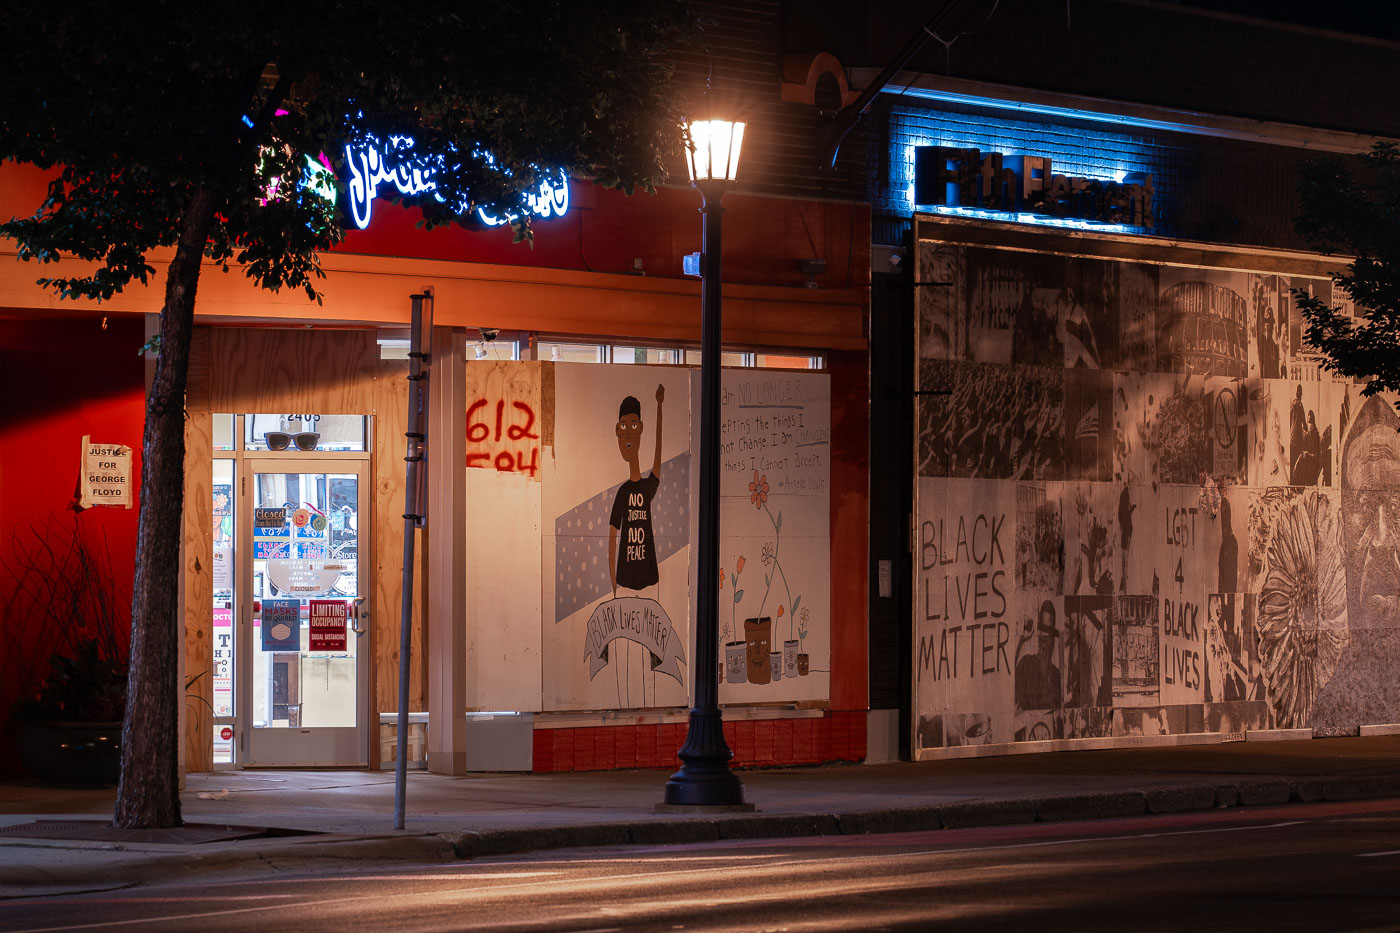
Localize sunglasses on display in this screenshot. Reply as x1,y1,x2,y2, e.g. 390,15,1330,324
264,431,321,451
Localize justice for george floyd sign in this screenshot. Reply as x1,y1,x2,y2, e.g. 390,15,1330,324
78,435,133,509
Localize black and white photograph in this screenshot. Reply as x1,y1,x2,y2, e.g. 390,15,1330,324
1013,597,1063,712
1146,375,1212,485
918,358,1064,480
1254,488,1348,728
1248,273,1291,380
1015,483,1064,591
1204,700,1271,736
916,241,969,361
1062,595,1113,708
1312,395,1400,735
1116,261,1160,373
1064,368,1115,482
1063,483,1119,597
1206,376,1248,483
1112,595,1160,706
1216,486,1245,592
1112,371,1160,485
1156,271,1249,377
1013,709,1060,742
1203,593,1265,704
1061,705,1115,739
964,246,1025,364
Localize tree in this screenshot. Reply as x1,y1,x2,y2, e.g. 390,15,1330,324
0,1,697,828
1294,143,1400,401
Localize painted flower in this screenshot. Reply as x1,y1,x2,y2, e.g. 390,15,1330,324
736,555,746,574
778,605,785,618
719,568,725,588
1256,489,1349,729
761,542,775,566
748,470,769,509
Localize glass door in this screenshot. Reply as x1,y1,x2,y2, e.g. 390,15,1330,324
238,460,369,766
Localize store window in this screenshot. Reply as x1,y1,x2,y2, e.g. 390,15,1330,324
537,339,824,370
244,414,367,452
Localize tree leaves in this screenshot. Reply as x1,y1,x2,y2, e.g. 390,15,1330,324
1295,143,1400,405
0,0,701,302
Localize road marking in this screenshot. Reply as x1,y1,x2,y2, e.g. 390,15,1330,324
1356,849,1400,858
0,819,1316,932
943,820,1309,855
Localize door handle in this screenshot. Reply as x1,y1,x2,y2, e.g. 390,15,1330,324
350,597,369,636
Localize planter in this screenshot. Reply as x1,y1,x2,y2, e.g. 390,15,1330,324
798,653,810,676
744,617,772,685
724,641,748,684
17,720,122,786
769,650,783,682
782,640,799,679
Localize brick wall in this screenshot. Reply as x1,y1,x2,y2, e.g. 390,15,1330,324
869,96,1330,252
531,710,868,772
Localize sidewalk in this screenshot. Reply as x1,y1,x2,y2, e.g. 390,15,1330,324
3,734,1400,896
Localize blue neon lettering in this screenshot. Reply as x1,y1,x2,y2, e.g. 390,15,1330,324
342,134,568,230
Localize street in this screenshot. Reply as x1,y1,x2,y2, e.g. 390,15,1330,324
2,799,1398,932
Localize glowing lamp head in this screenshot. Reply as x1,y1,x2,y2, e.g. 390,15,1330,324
683,118,746,185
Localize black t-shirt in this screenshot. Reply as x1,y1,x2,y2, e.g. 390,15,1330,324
610,473,661,591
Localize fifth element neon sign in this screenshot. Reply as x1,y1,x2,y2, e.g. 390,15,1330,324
342,135,569,230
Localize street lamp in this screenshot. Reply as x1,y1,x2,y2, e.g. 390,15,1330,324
663,115,750,809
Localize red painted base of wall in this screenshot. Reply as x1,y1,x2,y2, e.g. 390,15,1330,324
531,710,867,773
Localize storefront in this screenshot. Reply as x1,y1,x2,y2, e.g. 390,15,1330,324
859,77,1400,758
0,148,873,774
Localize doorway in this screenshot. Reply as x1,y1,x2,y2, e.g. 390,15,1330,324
212,414,372,768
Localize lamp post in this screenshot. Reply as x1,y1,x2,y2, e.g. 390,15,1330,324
663,117,750,808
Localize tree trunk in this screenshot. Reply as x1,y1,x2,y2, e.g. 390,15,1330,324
113,187,217,829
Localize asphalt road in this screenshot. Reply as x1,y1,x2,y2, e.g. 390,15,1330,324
3,799,1399,932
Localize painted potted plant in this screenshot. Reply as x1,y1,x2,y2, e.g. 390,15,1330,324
746,470,805,685
779,604,798,680
720,556,748,684
797,608,810,676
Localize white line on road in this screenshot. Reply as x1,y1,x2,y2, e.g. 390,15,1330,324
1356,849,1400,858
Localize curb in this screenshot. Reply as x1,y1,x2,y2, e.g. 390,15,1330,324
0,833,458,895
5,777,1400,889
447,777,1400,858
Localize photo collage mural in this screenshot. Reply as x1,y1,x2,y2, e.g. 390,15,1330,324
461,360,830,713
914,239,1400,756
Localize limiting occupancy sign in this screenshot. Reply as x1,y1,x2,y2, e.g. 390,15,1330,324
308,599,349,652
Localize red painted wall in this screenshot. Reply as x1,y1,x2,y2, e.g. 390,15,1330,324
1,161,870,293
828,349,870,715
337,182,871,292
0,314,145,770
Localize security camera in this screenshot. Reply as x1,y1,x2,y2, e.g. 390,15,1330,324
480,328,500,342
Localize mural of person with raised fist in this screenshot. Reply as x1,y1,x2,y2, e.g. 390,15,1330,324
609,383,665,595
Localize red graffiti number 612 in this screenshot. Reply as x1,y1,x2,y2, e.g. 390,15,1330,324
466,398,541,477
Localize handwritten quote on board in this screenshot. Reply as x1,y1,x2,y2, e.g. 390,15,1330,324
720,376,829,496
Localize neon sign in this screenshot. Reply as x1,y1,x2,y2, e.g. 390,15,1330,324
342,135,569,230
913,145,1153,229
